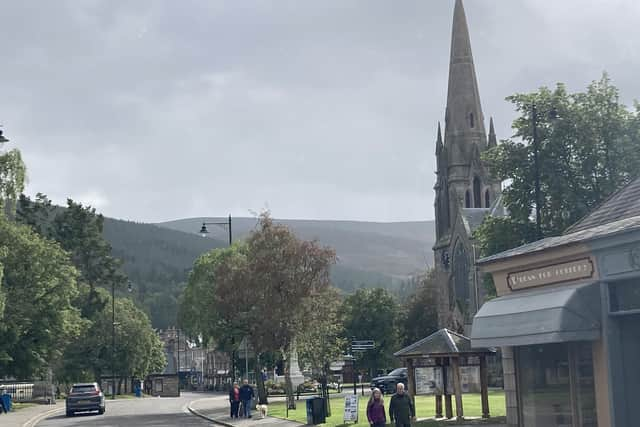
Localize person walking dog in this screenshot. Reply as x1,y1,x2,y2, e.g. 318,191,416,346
239,379,255,418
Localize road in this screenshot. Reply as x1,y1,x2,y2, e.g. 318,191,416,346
36,392,223,427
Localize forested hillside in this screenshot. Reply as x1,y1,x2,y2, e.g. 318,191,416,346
100,216,435,328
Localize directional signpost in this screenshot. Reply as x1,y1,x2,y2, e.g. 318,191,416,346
350,338,375,396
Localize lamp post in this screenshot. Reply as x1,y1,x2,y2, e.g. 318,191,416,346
199,214,232,246
198,215,233,382
0,125,9,143
112,280,133,400
531,104,558,240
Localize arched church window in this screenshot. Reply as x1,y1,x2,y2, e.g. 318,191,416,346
465,190,471,208
452,242,471,313
469,112,474,128
485,189,491,208
473,176,481,208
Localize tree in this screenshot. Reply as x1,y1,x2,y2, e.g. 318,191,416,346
297,287,346,411
401,270,439,346
181,212,336,407
0,136,27,216
477,74,640,293
483,74,640,237
341,288,402,377
0,216,82,378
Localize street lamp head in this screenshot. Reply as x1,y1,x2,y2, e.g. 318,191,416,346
199,223,209,236
127,281,133,293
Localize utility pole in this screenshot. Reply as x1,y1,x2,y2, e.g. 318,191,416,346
111,282,116,400
532,103,542,240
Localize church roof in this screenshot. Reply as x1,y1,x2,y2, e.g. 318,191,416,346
394,328,494,357
565,176,640,233
461,208,489,234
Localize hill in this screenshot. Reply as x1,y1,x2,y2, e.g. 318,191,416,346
101,216,435,328
158,217,435,278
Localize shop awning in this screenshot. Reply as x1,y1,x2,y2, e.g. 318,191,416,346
470,282,601,348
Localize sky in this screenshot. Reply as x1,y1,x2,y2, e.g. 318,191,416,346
2,0,640,223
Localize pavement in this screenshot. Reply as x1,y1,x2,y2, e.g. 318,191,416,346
0,401,65,427
188,395,304,427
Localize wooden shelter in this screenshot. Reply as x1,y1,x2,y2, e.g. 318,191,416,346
394,328,494,421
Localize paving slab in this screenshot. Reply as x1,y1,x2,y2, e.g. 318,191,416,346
189,396,304,427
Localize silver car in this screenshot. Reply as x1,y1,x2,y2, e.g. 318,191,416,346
66,382,105,416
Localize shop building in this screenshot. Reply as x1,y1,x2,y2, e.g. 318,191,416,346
470,178,640,427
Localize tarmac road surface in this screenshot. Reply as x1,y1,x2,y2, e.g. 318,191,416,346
36,392,215,427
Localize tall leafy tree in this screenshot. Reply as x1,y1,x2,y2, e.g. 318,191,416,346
0,136,27,216
181,212,336,407
297,287,346,410
341,288,402,377
0,216,82,378
401,270,439,346
476,74,640,297
482,74,640,239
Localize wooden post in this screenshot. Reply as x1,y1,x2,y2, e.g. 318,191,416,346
407,358,416,400
443,358,453,419
451,357,464,421
435,394,443,418
445,394,453,419
480,355,490,418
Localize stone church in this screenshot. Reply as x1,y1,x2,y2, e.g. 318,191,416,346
432,0,506,333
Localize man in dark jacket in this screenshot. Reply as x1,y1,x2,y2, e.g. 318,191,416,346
388,383,415,427
239,379,255,418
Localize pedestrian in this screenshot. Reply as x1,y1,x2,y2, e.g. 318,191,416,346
239,379,255,418
367,387,387,427
388,383,415,427
0,386,7,414
229,382,240,418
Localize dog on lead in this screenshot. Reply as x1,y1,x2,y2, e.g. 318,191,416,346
255,403,268,419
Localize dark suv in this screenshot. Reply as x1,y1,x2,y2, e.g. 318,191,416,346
370,368,408,394
66,382,105,416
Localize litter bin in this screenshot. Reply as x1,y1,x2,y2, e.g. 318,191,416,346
306,397,326,425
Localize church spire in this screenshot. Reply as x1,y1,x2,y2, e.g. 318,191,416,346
436,122,443,155
488,117,497,148
445,0,486,146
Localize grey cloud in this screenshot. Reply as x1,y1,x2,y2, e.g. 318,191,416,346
2,0,640,222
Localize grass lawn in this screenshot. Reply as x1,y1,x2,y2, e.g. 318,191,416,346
268,391,506,426
11,402,37,411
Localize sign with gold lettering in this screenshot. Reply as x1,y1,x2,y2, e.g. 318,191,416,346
507,258,594,291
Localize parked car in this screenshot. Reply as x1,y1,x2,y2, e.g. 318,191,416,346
66,382,105,416
370,368,408,394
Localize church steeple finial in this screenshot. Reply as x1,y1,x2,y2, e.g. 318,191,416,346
445,0,486,145
436,122,443,154
488,117,497,148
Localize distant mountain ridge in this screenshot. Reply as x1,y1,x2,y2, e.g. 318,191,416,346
101,215,435,328
158,217,435,278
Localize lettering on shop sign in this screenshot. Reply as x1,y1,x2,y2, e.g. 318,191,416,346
507,258,594,291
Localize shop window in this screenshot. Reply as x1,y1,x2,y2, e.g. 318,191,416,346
517,342,597,427
609,279,640,313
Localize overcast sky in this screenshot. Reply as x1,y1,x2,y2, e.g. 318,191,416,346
2,0,640,223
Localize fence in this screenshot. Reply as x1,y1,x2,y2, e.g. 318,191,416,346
0,381,55,403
